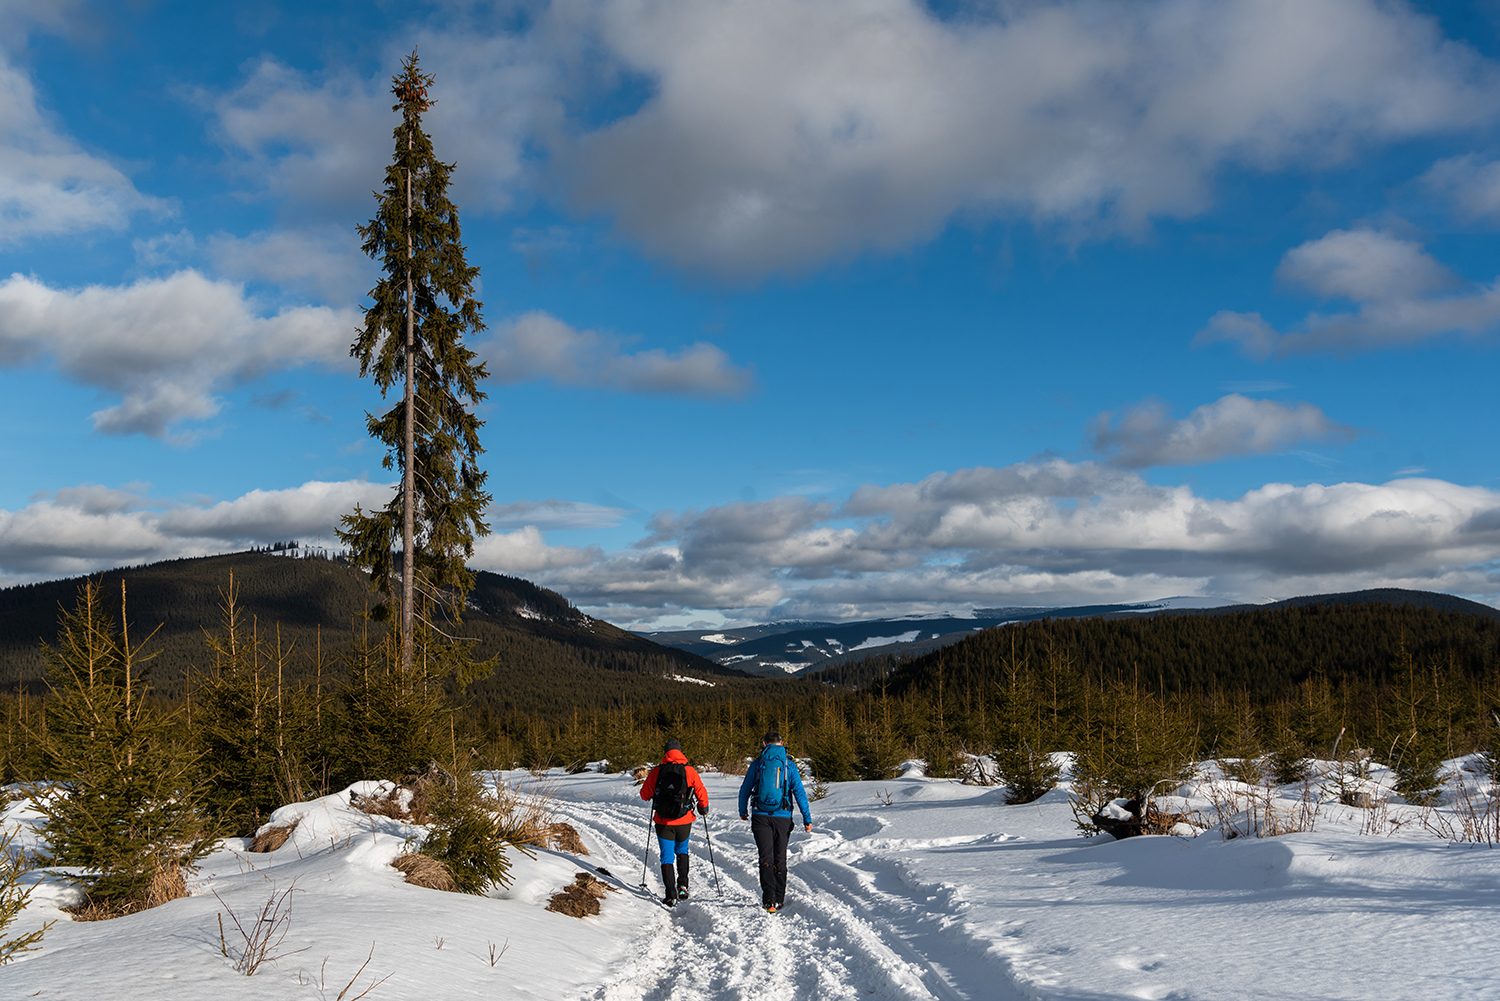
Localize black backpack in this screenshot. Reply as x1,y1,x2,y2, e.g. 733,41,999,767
652,762,693,820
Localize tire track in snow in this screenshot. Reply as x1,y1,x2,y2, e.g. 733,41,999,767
550,795,1025,1001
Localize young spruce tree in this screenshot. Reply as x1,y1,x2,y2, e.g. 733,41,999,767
338,49,493,674
34,581,213,915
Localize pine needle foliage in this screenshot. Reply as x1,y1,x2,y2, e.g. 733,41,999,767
413,773,516,895
338,624,449,781
32,581,213,914
338,48,492,670
193,575,319,834
1383,645,1454,806
0,826,52,964
990,640,1063,804
806,694,858,782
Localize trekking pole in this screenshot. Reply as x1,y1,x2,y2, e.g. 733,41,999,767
638,810,653,889
700,813,724,897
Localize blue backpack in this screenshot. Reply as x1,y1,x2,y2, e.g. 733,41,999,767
754,745,793,814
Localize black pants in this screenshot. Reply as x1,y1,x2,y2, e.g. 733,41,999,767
750,814,792,906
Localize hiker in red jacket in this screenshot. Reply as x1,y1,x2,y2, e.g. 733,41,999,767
640,739,710,905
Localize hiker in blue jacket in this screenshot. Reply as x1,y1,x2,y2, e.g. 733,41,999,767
737,731,812,913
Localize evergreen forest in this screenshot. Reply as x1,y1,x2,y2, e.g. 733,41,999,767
5,554,1500,848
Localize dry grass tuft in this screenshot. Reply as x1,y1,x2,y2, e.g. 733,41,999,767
145,863,188,908
546,822,589,856
249,820,299,853
351,786,413,822
67,862,188,921
66,900,122,922
351,763,455,826
545,872,616,918
491,778,557,848
392,852,457,892
630,765,650,784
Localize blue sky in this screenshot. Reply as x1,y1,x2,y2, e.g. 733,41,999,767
3,0,1500,627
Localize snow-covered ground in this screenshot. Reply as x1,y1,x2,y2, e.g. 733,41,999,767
4,760,1499,1000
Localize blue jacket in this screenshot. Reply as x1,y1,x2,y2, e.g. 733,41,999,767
738,746,813,823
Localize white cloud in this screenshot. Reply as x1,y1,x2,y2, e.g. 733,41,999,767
210,30,557,219
206,226,375,306
1090,394,1356,468
525,459,1500,627
488,499,628,531
483,311,756,398
0,270,359,438
1277,228,1457,301
470,525,603,573
157,480,393,540
195,1,1499,280
1196,229,1500,358
0,480,392,577
1422,153,1500,221
556,0,1499,277
0,53,165,243
9,468,1500,628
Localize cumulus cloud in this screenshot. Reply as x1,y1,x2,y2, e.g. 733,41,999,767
197,1,1499,280
470,525,603,573
482,311,755,398
0,480,392,578
1196,229,1500,357
1090,394,1356,468
556,0,1499,277
0,480,623,583
517,459,1500,627
206,226,375,305
210,30,557,218
489,499,628,531
1422,153,1500,221
157,480,393,540
10,468,1500,627
0,270,359,438
0,53,165,243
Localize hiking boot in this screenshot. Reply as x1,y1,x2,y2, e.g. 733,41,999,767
677,886,689,900
765,903,779,914
659,863,677,904
662,895,676,907
676,856,689,899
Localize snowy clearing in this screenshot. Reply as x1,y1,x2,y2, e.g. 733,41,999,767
4,761,1499,999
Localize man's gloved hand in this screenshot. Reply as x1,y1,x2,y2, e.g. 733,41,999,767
698,805,710,816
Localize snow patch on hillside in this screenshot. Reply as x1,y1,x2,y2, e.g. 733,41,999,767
848,630,922,651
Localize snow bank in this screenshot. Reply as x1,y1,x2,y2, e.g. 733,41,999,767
5,760,1500,1000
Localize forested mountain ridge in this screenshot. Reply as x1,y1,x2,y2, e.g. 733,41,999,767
857,595,1500,699
649,589,1499,678
0,552,771,714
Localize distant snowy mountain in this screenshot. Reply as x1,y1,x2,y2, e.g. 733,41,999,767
650,588,1500,679
639,597,1243,677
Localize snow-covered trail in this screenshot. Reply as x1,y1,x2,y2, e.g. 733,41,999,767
550,772,1029,1001
9,765,1500,999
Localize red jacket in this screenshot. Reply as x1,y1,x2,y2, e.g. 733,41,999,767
640,749,709,825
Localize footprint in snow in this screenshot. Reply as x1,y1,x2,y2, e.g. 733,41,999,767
1114,953,1166,972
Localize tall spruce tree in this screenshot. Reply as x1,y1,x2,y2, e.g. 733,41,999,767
339,50,492,672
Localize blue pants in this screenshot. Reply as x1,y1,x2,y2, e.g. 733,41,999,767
656,822,692,863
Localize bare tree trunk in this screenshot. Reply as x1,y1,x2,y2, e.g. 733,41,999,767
402,122,416,675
